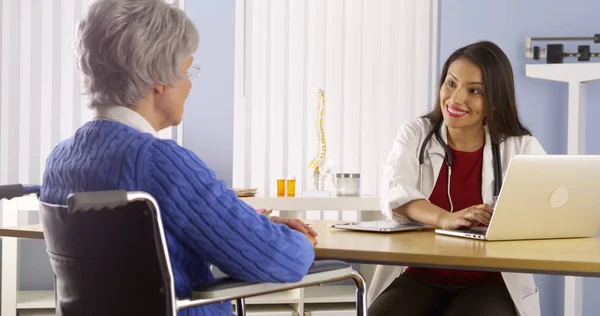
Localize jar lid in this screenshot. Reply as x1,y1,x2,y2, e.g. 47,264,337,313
336,173,360,178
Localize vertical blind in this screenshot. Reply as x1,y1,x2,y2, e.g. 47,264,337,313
0,0,186,294
232,0,438,218
0,0,183,186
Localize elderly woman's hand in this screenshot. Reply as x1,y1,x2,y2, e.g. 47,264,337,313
269,216,318,247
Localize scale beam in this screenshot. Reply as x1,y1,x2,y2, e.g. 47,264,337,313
525,34,600,63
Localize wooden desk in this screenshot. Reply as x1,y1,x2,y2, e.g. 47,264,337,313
311,221,600,277
4,221,600,278
0,225,43,239
4,219,600,316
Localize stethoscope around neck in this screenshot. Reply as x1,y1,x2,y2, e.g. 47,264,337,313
418,122,503,212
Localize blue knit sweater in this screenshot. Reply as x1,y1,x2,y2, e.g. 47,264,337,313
41,120,315,316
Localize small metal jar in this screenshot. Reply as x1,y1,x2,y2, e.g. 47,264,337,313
336,173,360,197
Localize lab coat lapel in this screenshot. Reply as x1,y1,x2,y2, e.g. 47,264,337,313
425,124,447,197
481,126,494,205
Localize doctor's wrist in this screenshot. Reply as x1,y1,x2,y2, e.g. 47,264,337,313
398,199,448,228
435,211,451,229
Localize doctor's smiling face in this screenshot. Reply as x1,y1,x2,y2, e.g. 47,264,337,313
439,58,485,131
425,41,532,145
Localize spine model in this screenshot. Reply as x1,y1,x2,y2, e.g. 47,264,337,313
308,89,327,189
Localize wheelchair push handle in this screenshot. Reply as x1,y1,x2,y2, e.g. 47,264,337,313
0,184,41,200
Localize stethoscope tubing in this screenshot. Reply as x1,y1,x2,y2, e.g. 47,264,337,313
417,121,502,211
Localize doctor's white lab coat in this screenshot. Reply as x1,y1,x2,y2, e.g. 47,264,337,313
369,118,546,316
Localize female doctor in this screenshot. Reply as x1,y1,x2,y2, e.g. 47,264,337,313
368,41,545,316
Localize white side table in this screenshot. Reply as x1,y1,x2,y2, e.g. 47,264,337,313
241,195,380,211
241,195,382,221
526,62,600,316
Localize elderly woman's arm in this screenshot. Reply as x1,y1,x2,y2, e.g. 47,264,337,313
140,139,315,283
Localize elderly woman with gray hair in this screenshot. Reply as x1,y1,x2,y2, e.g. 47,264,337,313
40,0,316,315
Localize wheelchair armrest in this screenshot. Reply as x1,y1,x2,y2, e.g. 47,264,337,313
191,260,353,300
194,278,259,292
306,260,351,274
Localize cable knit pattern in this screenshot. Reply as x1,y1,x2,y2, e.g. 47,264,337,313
41,120,315,316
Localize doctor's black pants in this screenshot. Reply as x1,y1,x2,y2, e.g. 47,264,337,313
368,274,518,316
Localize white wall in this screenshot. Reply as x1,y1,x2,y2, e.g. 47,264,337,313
232,0,438,219
183,0,236,187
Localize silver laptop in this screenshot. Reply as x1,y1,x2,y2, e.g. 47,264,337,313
329,220,432,233
436,155,600,241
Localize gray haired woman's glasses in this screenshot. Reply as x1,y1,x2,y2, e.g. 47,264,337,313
187,65,201,81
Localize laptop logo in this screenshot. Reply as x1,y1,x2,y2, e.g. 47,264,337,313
548,187,569,208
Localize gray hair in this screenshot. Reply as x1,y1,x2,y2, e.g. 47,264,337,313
77,0,199,107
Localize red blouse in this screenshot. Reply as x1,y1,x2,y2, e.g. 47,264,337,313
403,145,504,285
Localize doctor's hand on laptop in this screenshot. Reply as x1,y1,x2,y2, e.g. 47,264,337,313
438,204,494,230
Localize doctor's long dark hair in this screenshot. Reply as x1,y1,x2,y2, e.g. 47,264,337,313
423,41,531,144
